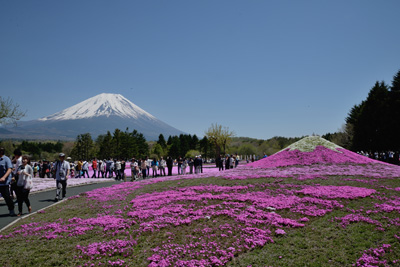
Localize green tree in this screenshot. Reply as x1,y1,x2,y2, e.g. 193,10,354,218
185,149,201,159
199,136,214,160
238,143,257,157
152,143,164,158
190,135,199,150
388,70,400,149
347,81,390,151
157,134,167,150
97,131,113,159
205,123,235,157
71,133,95,160
179,134,190,157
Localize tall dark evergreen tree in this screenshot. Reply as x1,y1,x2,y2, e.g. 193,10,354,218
388,69,400,150
71,133,94,160
190,134,199,150
349,81,390,151
97,131,113,159
157,134,167,149
168,136,180,159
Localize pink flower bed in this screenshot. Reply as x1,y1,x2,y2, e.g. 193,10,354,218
354,244,392,267
298,185,376,199
246,146,390,168
1,137,400,266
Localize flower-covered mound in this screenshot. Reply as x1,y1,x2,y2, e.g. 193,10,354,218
247,136,394,168
0,136,399,266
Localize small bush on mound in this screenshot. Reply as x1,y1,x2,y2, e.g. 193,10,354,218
1,136,399,266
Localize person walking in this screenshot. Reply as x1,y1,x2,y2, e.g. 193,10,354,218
54,153,70,201
33,163,39,177
10,149,22,200
75,159,82,178
98,160,105,178
105,158,112,178
16,155,33,216
91,158,97,178
82,160,89,178
0,147,16,216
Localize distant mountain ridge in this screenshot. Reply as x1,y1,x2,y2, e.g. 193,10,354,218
0,93,184,141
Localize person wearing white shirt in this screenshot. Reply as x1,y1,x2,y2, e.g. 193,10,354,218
10,149,22,200
16,155,33,216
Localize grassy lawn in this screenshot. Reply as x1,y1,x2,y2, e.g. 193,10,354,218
0,169,399,266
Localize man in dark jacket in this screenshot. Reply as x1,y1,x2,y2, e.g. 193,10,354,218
166,157,173,176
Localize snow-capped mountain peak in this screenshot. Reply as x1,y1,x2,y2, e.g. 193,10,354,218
39,93,156,121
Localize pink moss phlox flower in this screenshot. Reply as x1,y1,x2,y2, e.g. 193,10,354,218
395,233,400,241
353,244,391,267
335,214,383,228
275,229,286,235
77,239,136,257
298,185,376,199
246,146,394,168
373,197,400,213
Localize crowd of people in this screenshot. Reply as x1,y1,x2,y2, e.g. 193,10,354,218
357,151,400,165
0,147,250,217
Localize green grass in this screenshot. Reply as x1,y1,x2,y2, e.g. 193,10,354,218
0,174,399,266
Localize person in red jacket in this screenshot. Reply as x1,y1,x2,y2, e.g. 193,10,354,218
91,158,97,178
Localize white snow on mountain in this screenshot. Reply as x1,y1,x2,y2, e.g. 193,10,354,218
39,93,157,121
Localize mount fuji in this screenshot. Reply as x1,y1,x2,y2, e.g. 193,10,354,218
0,93,184,141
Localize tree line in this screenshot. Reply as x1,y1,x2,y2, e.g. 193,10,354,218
68,128,216,161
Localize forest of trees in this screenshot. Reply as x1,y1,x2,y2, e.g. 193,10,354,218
68,129,214,161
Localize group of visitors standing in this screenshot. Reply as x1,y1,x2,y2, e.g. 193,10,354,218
71,158,127,181
216,154,240,171
358,151,400,165
129,155,204,180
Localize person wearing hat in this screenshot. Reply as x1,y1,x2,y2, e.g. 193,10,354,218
53,153,70,201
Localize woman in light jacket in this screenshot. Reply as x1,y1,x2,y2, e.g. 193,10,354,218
16,155,33,216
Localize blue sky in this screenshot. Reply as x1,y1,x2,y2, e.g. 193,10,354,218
1,0,399,140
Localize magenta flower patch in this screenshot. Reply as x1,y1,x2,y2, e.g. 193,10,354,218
2,136,399,266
